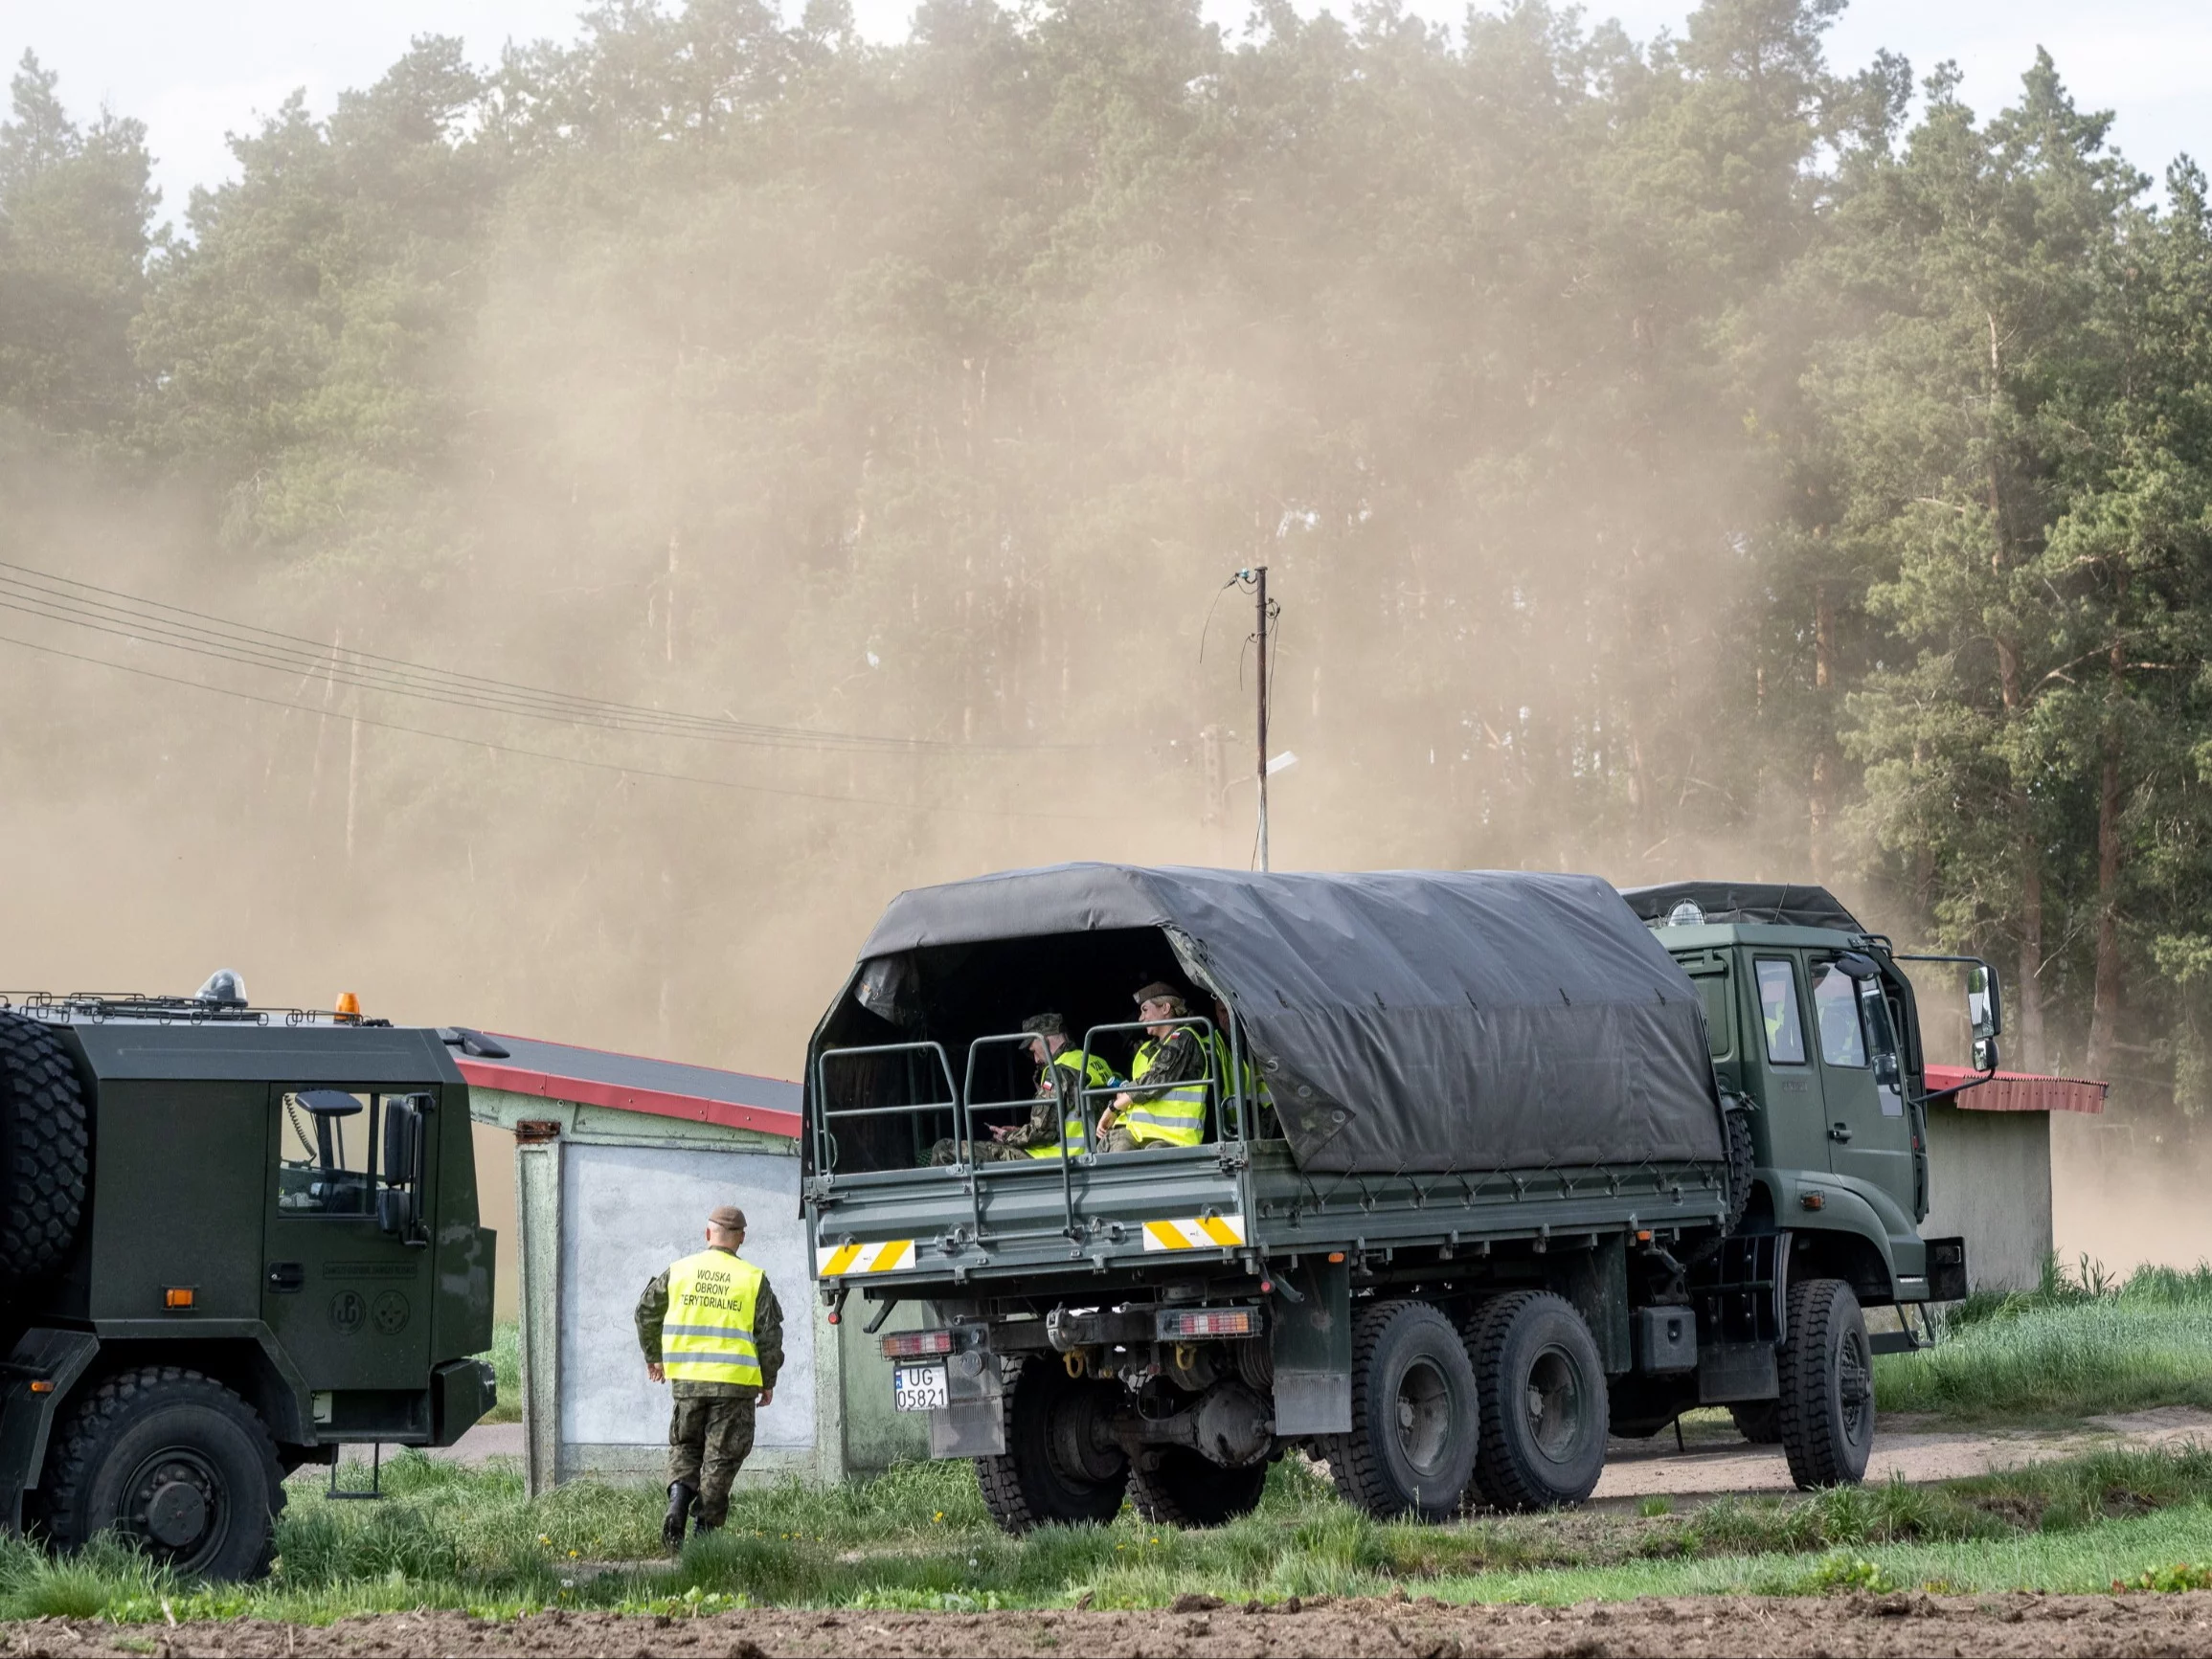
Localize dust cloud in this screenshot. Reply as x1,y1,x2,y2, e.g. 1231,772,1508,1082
0,4,2200,1294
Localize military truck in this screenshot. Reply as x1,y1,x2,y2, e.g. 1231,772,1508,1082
0,985,498,1579
801,866,1994,1530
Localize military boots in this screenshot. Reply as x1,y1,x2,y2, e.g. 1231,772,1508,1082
663,1481,697,1552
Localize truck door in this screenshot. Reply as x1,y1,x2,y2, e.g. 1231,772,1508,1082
262,1086,435,1396
1749,955,1829,1174
1807,963,1914,1215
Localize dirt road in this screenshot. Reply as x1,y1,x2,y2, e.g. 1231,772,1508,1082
18,1592,2212,1657
1591,1407,2212,1504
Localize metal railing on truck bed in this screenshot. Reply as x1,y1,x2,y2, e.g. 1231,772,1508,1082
810,1020,1255,1289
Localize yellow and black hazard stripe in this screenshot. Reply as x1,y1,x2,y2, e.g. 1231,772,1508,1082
815,1239,916,1276
1140,1215,1246,1252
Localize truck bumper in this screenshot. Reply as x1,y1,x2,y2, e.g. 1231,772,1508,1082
430,1357,497,1447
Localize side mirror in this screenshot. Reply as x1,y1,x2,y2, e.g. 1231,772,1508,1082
1973,1035,1999,1075
376,1186,418,1236
1966,962,2002,1042
378,1096,428,1240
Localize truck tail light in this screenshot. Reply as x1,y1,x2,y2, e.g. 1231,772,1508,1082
881,1330,956,1360
1158,1308,1255,1339
164,1287,195,1310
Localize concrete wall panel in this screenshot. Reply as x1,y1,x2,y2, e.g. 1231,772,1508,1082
557,1142,815,1451
1922,1105,2052,1292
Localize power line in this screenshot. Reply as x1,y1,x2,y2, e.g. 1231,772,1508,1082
0,629,1142,824
0,560,1086,755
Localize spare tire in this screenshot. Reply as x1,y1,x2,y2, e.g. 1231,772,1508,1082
0,1012,89,1281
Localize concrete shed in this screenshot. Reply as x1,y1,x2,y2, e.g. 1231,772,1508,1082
459,1034,920,1495
1920,1065,2108,1293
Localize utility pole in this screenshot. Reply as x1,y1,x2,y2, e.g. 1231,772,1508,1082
1254,564,1271,872
1219,565,1282,869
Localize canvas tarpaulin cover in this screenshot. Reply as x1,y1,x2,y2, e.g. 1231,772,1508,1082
853,864,1725,1175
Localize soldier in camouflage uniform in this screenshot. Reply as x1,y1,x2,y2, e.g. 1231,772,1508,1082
636,1204,783,1550
925,1012,1113,1165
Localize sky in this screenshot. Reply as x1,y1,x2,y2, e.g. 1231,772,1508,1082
10,0,2212,227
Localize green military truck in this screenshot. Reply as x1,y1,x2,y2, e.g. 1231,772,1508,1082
0,985,498,1578
802,866,1994,1529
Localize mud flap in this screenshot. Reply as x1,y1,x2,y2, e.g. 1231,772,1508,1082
927,1346,1006,1457
0,1328,100,1531
1269,1256,1352,1435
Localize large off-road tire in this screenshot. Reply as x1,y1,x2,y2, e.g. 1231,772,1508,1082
34,1367,284,1581
0,1012,89,1282
1465,1291,1609,1512
1321,1300,1479,1521
975,1357,1128,1535
1776,1277,1874,1489
1730,1400,1783,1444
1130,1446,1267,1528
1721,1103,1756,1234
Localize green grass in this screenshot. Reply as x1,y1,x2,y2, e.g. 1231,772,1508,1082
35,1266,2212,1625
477,1321,521,1424
15,1442,2212,1624
1876,1257,2212,1421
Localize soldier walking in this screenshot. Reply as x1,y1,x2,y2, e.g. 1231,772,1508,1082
637,1204,782,1551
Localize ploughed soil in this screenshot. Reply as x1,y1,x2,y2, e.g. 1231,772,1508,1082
17,1593,2212,1658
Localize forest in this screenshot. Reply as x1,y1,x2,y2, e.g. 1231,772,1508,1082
1,0,2208,1120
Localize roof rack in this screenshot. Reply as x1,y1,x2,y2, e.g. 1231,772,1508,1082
0,993,389,1028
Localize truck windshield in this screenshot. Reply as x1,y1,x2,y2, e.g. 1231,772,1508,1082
1754,958,1806,1065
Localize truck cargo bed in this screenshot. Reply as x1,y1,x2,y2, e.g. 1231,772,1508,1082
807,1141,1729,1297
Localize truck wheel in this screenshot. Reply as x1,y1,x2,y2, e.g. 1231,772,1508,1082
0,1012,89,1282
1131,1447,1267,1527
975,1356,1127,1534
1465,1291,1608,1512
1321,1300,1479,1521
1730,1400,1782,1444
35,1367,284,1581
1776,1277,1874,1489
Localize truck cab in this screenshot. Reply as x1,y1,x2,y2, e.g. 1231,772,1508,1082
1625,881,1993,1314
0,990,498,1579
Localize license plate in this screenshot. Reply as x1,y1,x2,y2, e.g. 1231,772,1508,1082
892,1364,949,1412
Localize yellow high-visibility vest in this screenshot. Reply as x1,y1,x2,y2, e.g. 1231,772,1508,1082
1126,1039,1208,1148
1207,1031,1270,1137
661,1248,766,1386
1026,1049,1116,1159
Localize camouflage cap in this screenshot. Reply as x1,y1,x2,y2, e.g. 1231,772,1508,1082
708,1205,747,1233
1020,1012,1067,1037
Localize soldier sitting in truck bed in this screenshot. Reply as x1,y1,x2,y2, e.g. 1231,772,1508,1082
1099,983,1209,1151
927,1013,1116,1164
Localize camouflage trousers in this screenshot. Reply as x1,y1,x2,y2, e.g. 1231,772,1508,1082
667,1396,756,1526
925,1137,1032,1166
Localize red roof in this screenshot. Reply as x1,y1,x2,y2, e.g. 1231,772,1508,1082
456,1031,801,1138
1924,1065,2106,1115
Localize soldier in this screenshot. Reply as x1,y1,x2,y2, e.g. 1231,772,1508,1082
637,1204,782,1552
927,1013,1116,1164
1099,982,1209,1151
